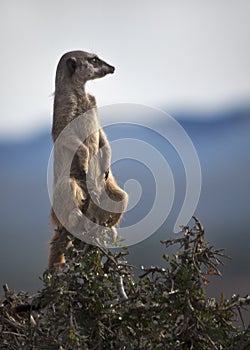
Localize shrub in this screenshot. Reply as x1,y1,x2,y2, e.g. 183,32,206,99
1,218,249,349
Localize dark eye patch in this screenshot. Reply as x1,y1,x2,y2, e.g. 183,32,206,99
89,56,100,64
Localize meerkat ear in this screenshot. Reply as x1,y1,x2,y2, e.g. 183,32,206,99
66,57,77,76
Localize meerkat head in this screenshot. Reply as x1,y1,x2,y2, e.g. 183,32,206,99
55,50,115,88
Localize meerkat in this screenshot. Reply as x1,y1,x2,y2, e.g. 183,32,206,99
49,50,128,269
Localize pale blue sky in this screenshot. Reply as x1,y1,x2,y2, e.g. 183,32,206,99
1,0,250,139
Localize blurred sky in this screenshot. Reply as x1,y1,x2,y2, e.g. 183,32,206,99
0,0,250,139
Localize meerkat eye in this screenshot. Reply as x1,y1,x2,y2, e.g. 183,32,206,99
91,56,99,64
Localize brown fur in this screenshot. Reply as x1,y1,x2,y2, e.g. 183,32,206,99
49,51,128,269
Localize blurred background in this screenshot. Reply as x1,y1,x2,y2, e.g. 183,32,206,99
0,0,249,309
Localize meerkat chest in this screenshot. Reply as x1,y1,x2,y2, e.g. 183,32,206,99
78,107,100,155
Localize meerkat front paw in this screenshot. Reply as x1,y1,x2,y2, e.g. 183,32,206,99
68,208,83,229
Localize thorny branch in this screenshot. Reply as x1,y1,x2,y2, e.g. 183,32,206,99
0,218,249,350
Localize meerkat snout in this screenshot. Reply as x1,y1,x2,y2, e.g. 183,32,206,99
100,62,115,76
108,65,115,74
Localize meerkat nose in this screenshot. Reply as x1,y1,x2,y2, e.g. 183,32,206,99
109,65,115,74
